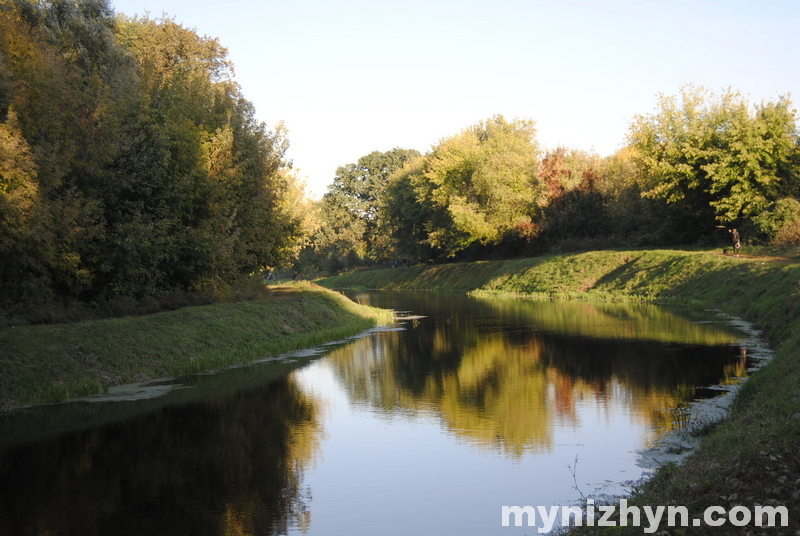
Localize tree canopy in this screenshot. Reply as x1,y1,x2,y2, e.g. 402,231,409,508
629,85,800,230
410,115,541,256
301,148,420,272
0,0,303,320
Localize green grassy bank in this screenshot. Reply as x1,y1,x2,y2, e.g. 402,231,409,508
0,282,392,411
320,249,800,534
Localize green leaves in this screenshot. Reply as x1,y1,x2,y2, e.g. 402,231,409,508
308,148,421,270
0,1,304,316
413,115,540,256
629,85,800,229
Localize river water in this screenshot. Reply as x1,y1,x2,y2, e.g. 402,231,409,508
0,291,768,535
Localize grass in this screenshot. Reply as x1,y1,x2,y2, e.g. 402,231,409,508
0,282,393,410
319,247,800,535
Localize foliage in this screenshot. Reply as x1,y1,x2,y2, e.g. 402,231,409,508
306,191,369,273
753,197,800,244
327,148,422,227
4,0,800,294
379,155,437,260
0,0,304,319
629,85,800,234
303,89,799,270
301,147,420,272
593,147,675,245
537,148,610,244
412,115,541,256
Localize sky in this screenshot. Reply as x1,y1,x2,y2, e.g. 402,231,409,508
109,0,800,197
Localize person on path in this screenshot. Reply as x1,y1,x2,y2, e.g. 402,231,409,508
730,228,741,257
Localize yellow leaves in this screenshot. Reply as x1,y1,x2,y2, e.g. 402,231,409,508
0,109,38,220
416,115,541,255
202,124,240,183
448,196,496,244
116,15,234,88
274,168,317,256
630,85,800,226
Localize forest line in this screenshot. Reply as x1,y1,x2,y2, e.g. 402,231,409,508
303,95,799,273
2,0,799,323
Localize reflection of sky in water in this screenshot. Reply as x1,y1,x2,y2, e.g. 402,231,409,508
292,361,658,536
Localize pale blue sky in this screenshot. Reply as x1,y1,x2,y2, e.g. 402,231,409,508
110,0,800,197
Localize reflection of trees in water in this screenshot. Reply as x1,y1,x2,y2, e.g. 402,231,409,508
477,298,743,346
327,297,743,458
0,378,321,536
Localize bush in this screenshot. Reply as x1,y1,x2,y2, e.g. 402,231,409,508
773,220,800,245
754,197,800,243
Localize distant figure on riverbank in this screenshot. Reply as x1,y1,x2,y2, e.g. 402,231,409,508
730,228,741,257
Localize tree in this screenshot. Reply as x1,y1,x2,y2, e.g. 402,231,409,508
0,109,46,307
114,15,301,291
629,85,800,238
379,155,436,261
0,0,125,305
0,2,305,318
308,147,421,270
328,148,421,223
537,148,609,244
307,194,369,273
412,115,540,256
594,148,671,245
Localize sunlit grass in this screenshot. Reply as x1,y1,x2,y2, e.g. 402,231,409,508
320,249,800,314
0,283,392,409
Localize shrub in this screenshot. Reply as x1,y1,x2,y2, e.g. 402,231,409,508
754,197,800,243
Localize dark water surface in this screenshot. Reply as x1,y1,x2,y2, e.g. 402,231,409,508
0,292,759,535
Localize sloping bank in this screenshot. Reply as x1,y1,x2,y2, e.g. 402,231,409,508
319,249,800,534
0,282,392,411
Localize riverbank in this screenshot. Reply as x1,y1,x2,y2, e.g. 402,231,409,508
0,282,393,411
319,249,800,534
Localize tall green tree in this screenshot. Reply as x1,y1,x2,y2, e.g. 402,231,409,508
309,147,421,270
629,85,800,238
111,15,301,291
412,115,541,256
0,0,130,303
0,1,304,318
379,155,435,261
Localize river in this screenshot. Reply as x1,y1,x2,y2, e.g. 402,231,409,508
0,291,770,535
